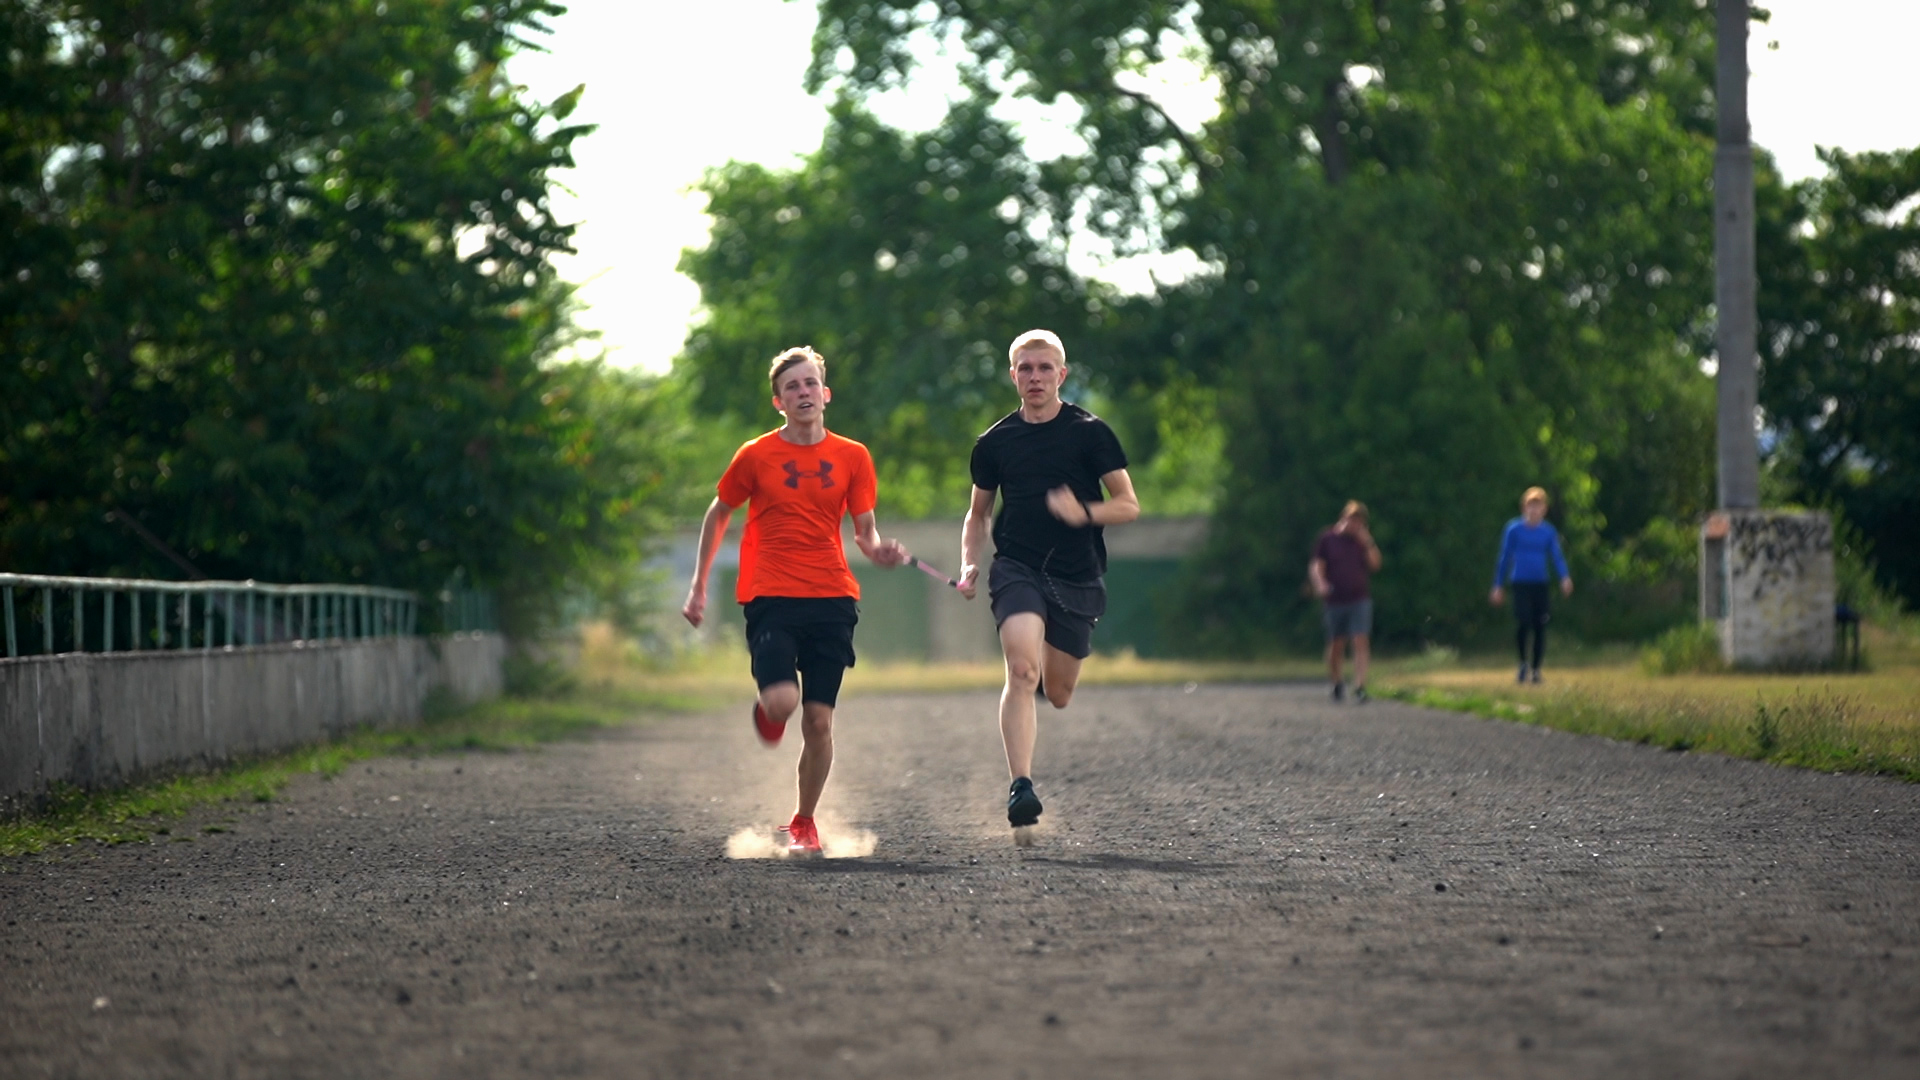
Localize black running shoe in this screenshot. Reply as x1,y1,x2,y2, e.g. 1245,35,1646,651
1007,777,1042,827
1331,682,1345,703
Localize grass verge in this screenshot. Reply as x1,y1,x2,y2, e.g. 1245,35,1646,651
1379,652,1920,783
0,687,694,858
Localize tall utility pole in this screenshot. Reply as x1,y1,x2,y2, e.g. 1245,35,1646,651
1699,1,1833,668
1714,0,1761,509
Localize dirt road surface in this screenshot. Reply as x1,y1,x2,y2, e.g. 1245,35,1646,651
4,684,1917,1078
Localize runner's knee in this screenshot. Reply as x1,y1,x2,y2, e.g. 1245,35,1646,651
760,682,800,720
1005,655,1041,692
800,704,833,741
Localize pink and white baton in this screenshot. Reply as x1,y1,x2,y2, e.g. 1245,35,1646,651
907,556,962,590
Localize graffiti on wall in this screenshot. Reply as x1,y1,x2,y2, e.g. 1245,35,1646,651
1729,514,1832,603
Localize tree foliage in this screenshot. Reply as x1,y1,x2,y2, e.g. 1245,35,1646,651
0,0,665,631
1757,147,1920,607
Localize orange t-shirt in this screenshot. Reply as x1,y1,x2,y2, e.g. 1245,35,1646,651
717,429,877,603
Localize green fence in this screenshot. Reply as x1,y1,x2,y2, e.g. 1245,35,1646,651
1,573,417,658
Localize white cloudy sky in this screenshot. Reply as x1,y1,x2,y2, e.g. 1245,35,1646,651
507,1,1920,373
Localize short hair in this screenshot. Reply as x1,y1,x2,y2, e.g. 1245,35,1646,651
1341,500,1369,524
1522,486,1549,507
769,346,825,392
1008,329,1065,365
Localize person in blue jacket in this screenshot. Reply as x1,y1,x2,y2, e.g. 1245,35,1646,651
1490,486,1573,683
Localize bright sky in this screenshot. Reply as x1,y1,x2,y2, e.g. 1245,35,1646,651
508,1,1920,373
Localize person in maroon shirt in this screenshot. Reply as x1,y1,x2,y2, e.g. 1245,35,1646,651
1308,501,1383,702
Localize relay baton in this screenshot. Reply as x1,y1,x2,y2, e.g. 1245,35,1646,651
907,556,963,590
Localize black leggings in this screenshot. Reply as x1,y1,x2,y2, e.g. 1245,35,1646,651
1512,582,1551,669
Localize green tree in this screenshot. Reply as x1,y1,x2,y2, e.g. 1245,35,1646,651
0,0,660,631
1757,147,1920,607
1157,0,1721,649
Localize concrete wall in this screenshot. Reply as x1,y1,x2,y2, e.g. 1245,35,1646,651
0,633,505,811
1702,510,1835,667
433,632,508,704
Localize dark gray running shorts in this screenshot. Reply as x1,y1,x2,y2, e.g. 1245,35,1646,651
1323,599,1373,639
988,556,1105,660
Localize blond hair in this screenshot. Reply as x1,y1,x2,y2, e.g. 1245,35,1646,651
1341,500,1369,524
768,346,825,391
1522,486,1549,507
1007,329,1065,365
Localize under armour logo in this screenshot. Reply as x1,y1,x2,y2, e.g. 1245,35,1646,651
782,459,834,489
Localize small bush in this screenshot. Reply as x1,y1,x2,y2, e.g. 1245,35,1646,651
1394,642,1461,674
1641,622,1724,675
503,653,578,697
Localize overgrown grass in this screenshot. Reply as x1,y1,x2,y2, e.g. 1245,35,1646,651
1381,623,1920,782
0,686,686,858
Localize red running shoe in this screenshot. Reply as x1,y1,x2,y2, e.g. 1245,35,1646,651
781,815,823,858
752,701,785,747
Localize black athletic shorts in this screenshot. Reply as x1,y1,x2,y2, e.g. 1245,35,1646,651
743,596,858,707
988,556,1105,660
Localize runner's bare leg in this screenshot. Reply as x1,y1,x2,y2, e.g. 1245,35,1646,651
1040,643,1083,710
796,701,834,817
998,614,1046,778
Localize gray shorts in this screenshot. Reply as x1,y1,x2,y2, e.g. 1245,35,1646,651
988,556,1105,660
1323,600,1373,639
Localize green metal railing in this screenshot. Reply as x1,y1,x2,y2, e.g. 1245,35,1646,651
0,573,418,659
440,588,497,635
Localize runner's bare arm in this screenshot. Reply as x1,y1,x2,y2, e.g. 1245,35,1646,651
1309,557,1331,599
1045,467,1141,528
850,510,909,568
958,485,995,599
1096,468,1141,525
682,497,737,628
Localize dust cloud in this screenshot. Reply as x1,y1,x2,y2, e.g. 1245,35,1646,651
726,818,879,859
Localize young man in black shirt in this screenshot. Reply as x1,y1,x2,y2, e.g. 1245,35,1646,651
958,329,1139,844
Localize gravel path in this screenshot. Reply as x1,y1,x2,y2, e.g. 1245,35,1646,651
3,683,1917,1078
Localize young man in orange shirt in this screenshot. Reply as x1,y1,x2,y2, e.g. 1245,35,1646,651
681,347,909,857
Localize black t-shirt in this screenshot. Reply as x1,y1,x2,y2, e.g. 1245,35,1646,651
969,402,1129,582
